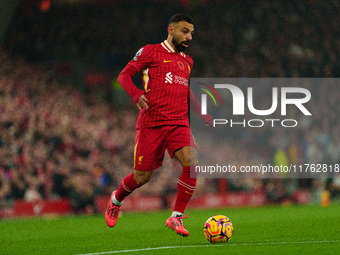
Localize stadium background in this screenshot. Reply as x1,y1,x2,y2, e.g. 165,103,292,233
0,0,339,217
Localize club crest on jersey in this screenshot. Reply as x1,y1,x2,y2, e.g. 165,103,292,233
133,48,144,61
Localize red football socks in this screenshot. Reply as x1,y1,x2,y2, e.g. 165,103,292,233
173,166,197,214
115,173,139,202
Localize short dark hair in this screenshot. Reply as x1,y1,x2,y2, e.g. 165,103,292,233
168,14,194,26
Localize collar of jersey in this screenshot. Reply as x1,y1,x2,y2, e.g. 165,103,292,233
161,40,184,56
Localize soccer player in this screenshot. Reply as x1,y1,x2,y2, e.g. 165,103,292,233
105,14,212,236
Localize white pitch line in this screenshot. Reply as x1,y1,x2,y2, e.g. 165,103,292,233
77,240,340,255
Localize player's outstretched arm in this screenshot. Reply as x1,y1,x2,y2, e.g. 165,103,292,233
188,87,212,126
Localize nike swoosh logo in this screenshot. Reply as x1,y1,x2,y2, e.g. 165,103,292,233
185,191,193,195
163,60,172,63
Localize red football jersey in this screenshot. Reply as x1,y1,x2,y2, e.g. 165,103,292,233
125,40,194,129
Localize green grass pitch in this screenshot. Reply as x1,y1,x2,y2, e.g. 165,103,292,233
1,204,339,255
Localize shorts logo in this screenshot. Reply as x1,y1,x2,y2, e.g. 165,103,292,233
138,156,143,165
164,60,172,63
165,72,173,84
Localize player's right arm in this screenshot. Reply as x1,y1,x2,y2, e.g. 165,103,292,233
117,65,145,105
117,45,153,110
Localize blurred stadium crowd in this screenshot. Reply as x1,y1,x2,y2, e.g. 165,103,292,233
1,0,340,212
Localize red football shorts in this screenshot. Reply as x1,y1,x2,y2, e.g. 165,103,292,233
133,125,197,171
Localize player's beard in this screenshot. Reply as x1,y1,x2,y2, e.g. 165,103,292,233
172,35,190,52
